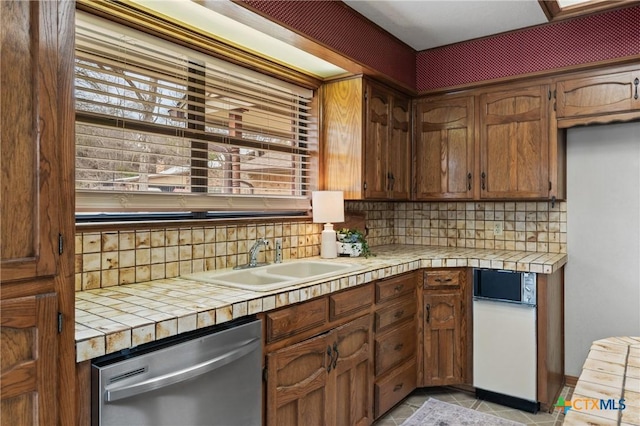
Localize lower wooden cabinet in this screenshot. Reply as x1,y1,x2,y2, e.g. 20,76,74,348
262,284,374,426
1,294,58,426
265,315,372,426
373,272,418,419
422,269,468,387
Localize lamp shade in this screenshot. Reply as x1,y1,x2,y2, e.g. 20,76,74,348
312,191,344,223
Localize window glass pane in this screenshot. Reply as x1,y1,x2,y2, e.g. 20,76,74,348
75,11,315,214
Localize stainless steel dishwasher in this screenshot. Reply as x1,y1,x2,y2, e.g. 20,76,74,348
92,318,262,426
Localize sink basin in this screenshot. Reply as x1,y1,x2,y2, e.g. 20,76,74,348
263,261,357,279
183,260,364,292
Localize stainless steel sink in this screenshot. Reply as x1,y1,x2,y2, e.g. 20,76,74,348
183,260,364,292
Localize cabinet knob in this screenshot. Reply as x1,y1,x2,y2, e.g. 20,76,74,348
393,383,404,392
394,343,404,351
394,309,405,319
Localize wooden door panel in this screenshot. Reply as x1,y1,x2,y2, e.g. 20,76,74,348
1,0,59,282
416,130,444,195
365,87,390,199
416,97,474,200
516,121,547,194
334,315,372,426
447,128,471,194
389,97,411,199
266,333,331,426
423,292,462,386
557,71,640,118
481,85,549,199
1,294,58,426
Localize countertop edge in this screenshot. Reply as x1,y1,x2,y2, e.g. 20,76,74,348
75,245,567,362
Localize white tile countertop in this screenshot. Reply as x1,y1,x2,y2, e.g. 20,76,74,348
75,245,567,362
563,337,640,426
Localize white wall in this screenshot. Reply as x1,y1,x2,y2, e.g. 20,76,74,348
565,122,640,377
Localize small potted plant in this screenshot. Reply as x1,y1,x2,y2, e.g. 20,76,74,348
336,228,373,258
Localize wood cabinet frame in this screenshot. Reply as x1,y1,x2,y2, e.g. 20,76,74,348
1,1,76,425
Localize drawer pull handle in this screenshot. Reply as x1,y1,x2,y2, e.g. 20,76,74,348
394,343,404,351
394,285,403,292
332,342,339,370
467,172,472,191
394,310,405,319
435,278,453,283
426,304,431,323
393,383,404,392
634,77,639,100
326,345,333,373
481,172,486,190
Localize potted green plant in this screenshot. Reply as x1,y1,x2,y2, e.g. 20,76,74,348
336,228,373,258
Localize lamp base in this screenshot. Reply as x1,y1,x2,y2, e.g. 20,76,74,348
320,223,337,259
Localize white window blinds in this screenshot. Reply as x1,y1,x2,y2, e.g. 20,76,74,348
75,12,315,213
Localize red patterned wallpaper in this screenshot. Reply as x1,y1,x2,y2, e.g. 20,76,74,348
240,0,416,88
416,5,640,91
241,2,638,92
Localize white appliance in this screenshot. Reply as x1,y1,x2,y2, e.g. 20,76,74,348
472,269,538,413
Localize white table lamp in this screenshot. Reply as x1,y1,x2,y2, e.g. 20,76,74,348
312,191,345,259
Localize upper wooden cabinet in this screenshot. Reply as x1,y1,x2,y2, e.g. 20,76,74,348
479,84,554,199
555,66,640,127
414,96,475,200
415,81,566,202
322,77,411,200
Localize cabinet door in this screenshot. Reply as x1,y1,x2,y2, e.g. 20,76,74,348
423,291,463,386
557,70,640,118
389,95,412,199
364,83,390,199
415,97,475,200
1,294,58,426
1,0,60,282
480,85,550,199
333,315,372,426
266,332,333,426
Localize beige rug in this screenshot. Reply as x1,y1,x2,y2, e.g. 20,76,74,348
400,398,526,426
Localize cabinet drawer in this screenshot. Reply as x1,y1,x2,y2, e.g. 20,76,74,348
374,360,417,418
266,298,327,343
424,270,460,289
375,321,416,376
329,284,373,321
376,273,414,303
374,297,416,333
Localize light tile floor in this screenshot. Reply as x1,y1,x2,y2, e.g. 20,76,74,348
374,386,574,426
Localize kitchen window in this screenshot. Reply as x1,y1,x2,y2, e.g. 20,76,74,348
75,12,316,219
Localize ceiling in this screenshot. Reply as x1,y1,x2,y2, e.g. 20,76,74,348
343,0,589,51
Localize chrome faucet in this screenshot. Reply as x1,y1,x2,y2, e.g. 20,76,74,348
248,238,269,267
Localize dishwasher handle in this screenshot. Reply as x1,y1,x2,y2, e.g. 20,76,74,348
105,337,260,402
